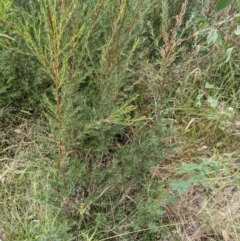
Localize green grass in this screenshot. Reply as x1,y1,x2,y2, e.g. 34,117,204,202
1,0,240,240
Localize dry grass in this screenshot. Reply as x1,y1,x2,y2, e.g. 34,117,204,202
162,178,240,241
152,108,240,241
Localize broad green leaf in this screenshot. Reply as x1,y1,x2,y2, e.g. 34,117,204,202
193,15,208,35
224,47,233,63
193,14,208,24
215,33,222,46
205,82,214,89
208,96,218,108
215,0,233,11
196,93,203,100
234,26,240,35
207,28,218,44
237,0,240,9
195,100,201,107
195,93,203,106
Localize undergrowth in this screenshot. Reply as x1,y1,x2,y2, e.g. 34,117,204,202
1,0,240,240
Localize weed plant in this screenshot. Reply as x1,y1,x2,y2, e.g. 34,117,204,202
1,0,240,240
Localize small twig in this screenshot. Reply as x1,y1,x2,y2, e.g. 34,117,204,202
220,29,240,47
205,0,218,17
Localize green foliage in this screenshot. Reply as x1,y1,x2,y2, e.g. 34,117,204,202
235,25,240,35
215,0,234,11
0,49,46,121
1,0,240,240
170,155,224,194
0,0,12,19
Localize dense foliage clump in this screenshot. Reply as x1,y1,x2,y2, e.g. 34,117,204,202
1,0,240,240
